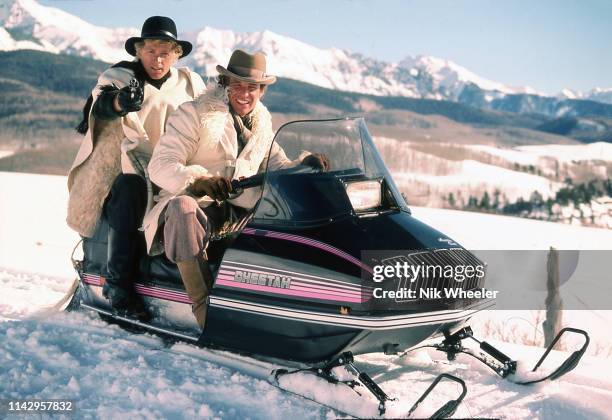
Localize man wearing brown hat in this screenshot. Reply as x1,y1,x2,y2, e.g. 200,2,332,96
143,50,328,329
67,16,205,320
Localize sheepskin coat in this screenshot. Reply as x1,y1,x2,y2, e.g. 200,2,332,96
143,84,294,254
66,64,205,237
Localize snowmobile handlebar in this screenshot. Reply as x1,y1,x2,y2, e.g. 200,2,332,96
231,173,265,192
230,164,322,193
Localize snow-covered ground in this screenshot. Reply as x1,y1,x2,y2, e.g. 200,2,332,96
1,171,611,419
516,142,612,163
393,160,560,201
467,141,612,167
374,137,564,207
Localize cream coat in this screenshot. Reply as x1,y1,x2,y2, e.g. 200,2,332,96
143,84,295,254
66,65,205,237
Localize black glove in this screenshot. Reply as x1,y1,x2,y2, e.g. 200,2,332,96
301,153,331,171
116,80,144,114
189,176,234,201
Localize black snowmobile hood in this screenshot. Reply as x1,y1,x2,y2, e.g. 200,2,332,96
245,209,462,279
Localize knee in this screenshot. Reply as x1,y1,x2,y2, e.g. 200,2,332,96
112,174,146,193
166,196,200,219
104,174,149,230
109,174,146,203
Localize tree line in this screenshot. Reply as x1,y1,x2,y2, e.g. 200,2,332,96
444,178,612,224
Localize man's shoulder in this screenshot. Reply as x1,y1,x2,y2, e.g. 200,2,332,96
175,67,204,82
194,84,228,112
171,99,200,121
174,66,206,97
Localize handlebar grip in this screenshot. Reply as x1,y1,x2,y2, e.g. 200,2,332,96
231,173,265,191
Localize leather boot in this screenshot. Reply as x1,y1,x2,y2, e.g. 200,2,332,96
177,258,212,330
104,227,150,322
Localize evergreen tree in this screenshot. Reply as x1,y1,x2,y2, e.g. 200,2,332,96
479,191,490,209
467,196,478,209
492,189,501,211
530,190,544,205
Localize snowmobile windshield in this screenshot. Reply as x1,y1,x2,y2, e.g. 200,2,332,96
251,117,409,227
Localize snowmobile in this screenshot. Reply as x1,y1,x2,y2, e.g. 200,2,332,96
66,118,590,418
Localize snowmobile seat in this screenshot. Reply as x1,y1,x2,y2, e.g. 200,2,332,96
145,234,235,286
82,215,233,288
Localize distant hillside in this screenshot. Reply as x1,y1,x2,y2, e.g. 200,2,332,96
0,50,107,97
0,50,105,142
535,116,612,143
0,51,546,140
0,50,604,139
0,49,596,175
267,77,550,128
458,83,612,141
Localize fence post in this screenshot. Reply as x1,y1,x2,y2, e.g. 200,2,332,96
543,246,563,347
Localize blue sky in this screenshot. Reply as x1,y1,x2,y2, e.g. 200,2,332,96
40,0,612,94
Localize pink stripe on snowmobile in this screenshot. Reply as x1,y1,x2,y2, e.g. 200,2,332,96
82,274,102,286
134,284,192,304
218,266,374,293
216,275,366,303
242,228,373,274
218,268,363,297
82,273,192,304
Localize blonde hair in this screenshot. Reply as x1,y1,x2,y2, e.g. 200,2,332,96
135,39,183,60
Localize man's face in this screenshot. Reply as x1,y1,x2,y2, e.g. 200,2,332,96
228,79,264,117
138,40,177,79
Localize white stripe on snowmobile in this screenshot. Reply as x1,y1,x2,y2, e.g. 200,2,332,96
222,260,367,291
209,296,494,330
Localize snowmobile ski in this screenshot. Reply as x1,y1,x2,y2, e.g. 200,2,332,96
404,326,590,385
273,351,467,418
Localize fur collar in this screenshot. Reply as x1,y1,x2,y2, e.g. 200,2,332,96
194,83,274,179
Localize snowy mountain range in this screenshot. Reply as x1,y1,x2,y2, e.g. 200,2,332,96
2,0,610,106
558,87,612,104
0,0,136,63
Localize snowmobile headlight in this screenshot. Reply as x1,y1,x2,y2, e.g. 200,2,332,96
345,180,382,211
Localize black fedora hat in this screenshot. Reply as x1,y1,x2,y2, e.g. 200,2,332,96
125,16,192,58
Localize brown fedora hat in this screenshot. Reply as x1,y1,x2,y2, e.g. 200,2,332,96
216,50,276,85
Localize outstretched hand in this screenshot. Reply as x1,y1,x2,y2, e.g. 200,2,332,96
301,153,331,171
189,176,233,201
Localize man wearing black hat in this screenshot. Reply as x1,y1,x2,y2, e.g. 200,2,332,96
66,16,205,321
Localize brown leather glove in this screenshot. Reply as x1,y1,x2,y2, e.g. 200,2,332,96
189,176,233,200
301,153,331,171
